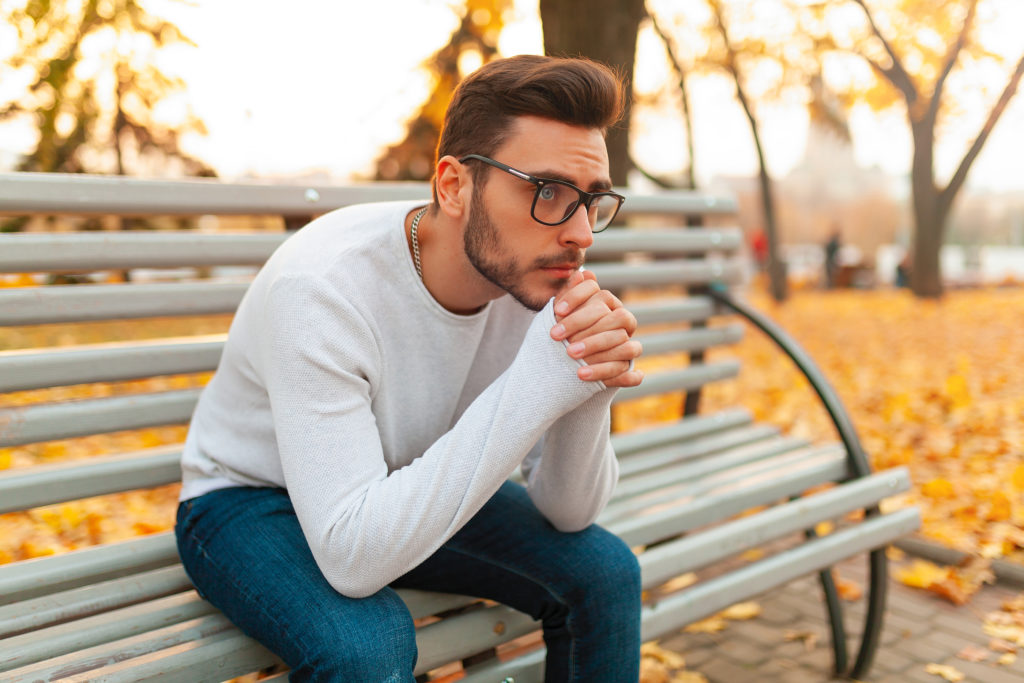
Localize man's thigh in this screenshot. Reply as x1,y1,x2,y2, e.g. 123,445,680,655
175,486,416,680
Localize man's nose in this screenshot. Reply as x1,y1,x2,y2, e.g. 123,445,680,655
558,204,595,249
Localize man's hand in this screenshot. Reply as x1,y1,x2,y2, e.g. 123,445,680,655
550,270,643,388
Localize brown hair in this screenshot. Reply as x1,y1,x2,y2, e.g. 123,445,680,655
433,55,625,197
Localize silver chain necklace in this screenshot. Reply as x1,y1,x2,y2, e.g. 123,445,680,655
410,207,427,280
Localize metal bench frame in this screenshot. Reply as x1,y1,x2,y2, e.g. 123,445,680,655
0,172,919,682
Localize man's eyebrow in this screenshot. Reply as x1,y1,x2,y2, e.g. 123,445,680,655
529,169,613,192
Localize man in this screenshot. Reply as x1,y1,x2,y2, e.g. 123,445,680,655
175,55,644,682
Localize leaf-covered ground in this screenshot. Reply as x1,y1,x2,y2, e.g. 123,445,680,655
2,288,1022,578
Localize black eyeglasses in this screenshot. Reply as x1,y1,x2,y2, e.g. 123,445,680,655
459,154,624,233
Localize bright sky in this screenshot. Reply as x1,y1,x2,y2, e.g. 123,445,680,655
4,0,1024,192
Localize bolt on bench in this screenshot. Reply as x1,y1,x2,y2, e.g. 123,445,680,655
0,172,920,682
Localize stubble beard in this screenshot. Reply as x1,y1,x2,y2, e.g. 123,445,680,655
463,194,583,312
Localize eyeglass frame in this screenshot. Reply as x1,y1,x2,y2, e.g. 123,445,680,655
458,154,625,233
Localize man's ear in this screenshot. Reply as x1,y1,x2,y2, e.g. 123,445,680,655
435,155,470,219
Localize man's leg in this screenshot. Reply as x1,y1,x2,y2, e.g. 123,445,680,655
392,481,642,682
175,486,417,683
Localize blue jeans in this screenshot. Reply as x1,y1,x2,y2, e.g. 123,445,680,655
175,481,641,682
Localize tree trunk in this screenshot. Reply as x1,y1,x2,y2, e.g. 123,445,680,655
539,0,646,186
710,0,786,301
909,120,944,298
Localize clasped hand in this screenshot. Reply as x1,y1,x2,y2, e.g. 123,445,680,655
550,270,644,388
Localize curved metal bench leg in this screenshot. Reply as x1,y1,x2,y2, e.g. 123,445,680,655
818,565,849,676
849,547,888,680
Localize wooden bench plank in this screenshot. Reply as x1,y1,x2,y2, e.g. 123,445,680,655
0,566,192,639
629,296,718,325
0,390,200,447
614,361,741,403
616,424,783,480
610,408,752,457
0,534,179,605
634,323,744,356
0,228,739,272
0,447,182,514
0,283,248,326
640,507,922,640
0,172,734,217
0,337,224,393
0,592,216,673
638,467,912,587
607,447,851,547
2,613,236,682
588,259,742,288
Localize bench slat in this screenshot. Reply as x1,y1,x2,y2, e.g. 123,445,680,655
0,228,739,273
640,507,922,641
0,592,217,673
62,629,278,683
0,447,182,514
0,389,200,447
0,172,734,217
2,612,237,682
613,360,741,403
0,323,739,394
0,566,192,639
0,534,179,606
611,435,810,505
0,337,224,393
635,323,743,356
629,296,718,325
608,446,850,548
639,467,912,588
610,408,752,458
0,233,284,273
0,283,248,326
588,259,742,288
616,424,781,479
588,227,741,257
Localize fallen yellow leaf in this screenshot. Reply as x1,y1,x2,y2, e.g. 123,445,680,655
924,663,965,682
719,602,761,620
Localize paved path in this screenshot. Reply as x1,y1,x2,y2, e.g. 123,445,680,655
659,556,1024,682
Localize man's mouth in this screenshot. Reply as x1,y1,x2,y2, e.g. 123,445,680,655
539,263,581,278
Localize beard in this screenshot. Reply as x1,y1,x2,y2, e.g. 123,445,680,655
463,191,583,312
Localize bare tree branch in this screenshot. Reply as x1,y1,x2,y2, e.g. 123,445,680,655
850,0,919,106
940,53,1024,216
926,0,978,126
647,5,698,189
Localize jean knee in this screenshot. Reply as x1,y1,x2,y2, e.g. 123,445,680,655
597,529,642,595
294,594,418,682
565,526,641,605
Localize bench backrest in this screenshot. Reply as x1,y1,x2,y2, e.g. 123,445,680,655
0,172,743,533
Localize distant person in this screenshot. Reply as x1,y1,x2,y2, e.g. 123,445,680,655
896,252,912,288
174,56,643,681
749,227,768,272
824,228,841,288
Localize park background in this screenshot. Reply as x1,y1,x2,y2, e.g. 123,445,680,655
1,0,1023,680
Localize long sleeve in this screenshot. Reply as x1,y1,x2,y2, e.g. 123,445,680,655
520,385,619,532
261,274,608,598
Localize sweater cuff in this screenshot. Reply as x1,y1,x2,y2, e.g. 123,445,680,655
540,297,609,393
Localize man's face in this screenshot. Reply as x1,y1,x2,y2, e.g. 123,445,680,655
462,116,611,312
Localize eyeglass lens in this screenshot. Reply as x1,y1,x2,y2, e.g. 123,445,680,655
534,183,619,230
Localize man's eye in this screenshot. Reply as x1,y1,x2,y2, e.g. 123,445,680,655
538,186,557,201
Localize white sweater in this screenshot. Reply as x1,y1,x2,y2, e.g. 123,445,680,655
180,200,620,597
